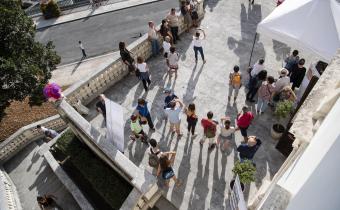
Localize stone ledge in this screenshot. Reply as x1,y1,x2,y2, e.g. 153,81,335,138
43,151,94,210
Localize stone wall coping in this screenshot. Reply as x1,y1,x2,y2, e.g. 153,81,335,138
43,151,94,210
0,166,22,210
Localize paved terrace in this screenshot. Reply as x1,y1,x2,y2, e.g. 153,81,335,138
85,0,288,209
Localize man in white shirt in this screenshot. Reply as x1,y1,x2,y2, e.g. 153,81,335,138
148,21,160,57
78,40,86,59
250,59,265,77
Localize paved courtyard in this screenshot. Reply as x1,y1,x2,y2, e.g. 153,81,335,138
85,0,290,209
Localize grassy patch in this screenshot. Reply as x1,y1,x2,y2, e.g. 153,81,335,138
55,130,132,209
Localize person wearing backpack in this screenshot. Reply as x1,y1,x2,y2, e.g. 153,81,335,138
200,111,218,149
148,139,162,168
228,65,242,102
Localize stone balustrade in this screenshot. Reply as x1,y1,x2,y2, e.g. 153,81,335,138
0,115,66,163
0,167,22,210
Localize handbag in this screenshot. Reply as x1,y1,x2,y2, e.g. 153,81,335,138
162,168,175,180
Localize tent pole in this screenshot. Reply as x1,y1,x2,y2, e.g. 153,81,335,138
248,32,258,67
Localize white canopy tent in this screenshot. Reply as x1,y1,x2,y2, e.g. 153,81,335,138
257,0,340,62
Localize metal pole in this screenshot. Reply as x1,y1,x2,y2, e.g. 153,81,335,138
248,32,257,67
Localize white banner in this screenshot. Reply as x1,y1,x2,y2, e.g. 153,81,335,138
229,175,247,210
105,98,125,152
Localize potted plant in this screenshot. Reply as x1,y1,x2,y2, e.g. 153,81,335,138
230,160,256,191
40,0,61,19
271,100,293,139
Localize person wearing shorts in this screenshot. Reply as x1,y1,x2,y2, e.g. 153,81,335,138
164,99,184,137
200,111,218,149
217,117,236,151
236,106,254,142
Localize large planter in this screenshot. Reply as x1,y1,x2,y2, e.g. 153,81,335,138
271,123,285,139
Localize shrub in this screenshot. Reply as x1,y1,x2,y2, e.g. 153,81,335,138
232,160,256,184
275,100,293,119
40,0,61,19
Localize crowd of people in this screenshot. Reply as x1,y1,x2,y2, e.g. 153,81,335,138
92,2,307,188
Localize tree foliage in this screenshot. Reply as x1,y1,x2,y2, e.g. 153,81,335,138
0,0,60,120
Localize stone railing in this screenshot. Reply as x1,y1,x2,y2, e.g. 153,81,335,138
0,115,67,163
0,167,22,210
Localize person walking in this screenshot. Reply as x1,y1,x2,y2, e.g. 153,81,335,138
136,56,151,92
257,76,275,114
165,99,184,137
148,21,160,57
285,49,299,73
166,8,180,44
129,114,147,142
247,59,265,88
167,47,179,77
290,58,306,91
79,41,87,59
185,103,198,136
164,88,178,109
228,65,242,101
192,29,206,63
159,19,173,44
237,136,262,162
157,152,181,187
236,106,254,142
217,117,236,151
190,0,199,27
246,70,267,102
96,94,106,121
200,111,218,149
119,41,135,73
136,98,155,130
148,138,162,169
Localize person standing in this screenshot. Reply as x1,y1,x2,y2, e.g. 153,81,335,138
228,65,242,101
136,98,155,130
185,103,198,136
285,50,299,73
237,136,262,162
236,106,254,142
159,19,173,44
217,117,236,151
136,56,151,92
79,41,87,59
148,21,160,57
257,76,275,114
164,88,178,109
180,1,191,32
200,111,218,149
129,114,147,142
119,41,135,73
273,68,290,97
290,58,306,91
163,36,171,58
247,59,265,88
190,0,199,27
167,47,180,77
246,70,267,102
192,29,206,63
165,99,184,137
157,152,181,187
96,94,106,121
166,8,180,44
148,138,162,168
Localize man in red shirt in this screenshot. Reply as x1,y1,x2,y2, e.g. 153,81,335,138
200,111,218,149
237,106,254,142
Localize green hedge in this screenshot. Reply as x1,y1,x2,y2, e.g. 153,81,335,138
56,130,132,209
40,0,61,19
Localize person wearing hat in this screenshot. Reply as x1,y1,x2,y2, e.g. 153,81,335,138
237,136,262,162
130,114,147,142
164,88,178,109
274,68,290,94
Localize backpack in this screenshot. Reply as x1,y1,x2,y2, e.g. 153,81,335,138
231,73,241,87
148,148,160,167
205,122,217,138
